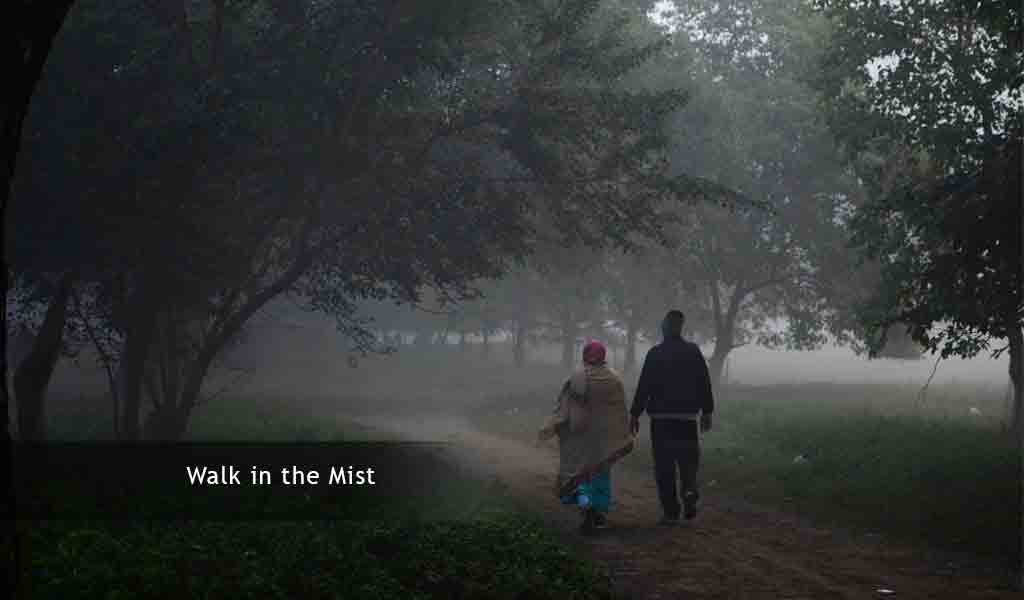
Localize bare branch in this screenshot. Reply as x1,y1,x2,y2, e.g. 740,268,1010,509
917,354,943,409
197,368,252,407
70,286,120,438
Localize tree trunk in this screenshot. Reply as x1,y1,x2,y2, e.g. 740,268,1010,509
0,268,10,598
147,332,210,442
13,272,75,441
142,310,192,441
1008,322,1023,589
561,332,574,368
513,321,527,368
560,309,576,369
143,402,190,441
5,6,77,594
118,290,158,441
1015,70,1024,589
624,319,638,374
6,325,33,379
144,341,190,442
1010,325,1023,434
1013,325,1024,592
1018,105,1023,591
707,340,731,390
706,280,742,389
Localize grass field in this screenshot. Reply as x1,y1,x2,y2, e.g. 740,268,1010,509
467,375,1020,568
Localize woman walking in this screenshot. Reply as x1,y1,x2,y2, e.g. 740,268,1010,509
539,340,634,533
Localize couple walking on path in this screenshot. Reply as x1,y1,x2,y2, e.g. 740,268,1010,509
539,310,715,532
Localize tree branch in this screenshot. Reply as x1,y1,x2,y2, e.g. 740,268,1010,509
335,0,407,149
709,277,723,333
917,354,943,409
742,276,786,296
210,0,225,77
70,286,120,438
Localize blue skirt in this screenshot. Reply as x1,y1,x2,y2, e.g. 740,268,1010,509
560,466,611,513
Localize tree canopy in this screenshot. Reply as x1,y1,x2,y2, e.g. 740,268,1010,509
10,0,705,439
813,0,1023,425
812,3,1023,346
626,0,863,384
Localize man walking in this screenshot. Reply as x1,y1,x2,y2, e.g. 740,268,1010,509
630,310,714,524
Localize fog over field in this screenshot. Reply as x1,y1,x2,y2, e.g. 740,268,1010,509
696,344,1007,387
28,300,1010,425
256,304,1013,386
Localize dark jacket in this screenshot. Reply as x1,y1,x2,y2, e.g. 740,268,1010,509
630,336,714,418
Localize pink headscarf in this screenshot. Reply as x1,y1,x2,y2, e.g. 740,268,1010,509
582,340,607,366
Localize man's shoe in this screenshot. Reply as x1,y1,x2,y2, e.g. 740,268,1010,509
683,492,698,520
658,514,680,526
579,508,596,534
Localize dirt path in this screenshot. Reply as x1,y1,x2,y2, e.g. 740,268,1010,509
349,413,1016,599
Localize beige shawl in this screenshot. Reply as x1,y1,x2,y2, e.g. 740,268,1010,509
538,364,635,497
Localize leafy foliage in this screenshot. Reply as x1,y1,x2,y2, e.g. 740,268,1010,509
11,0,701,438
632,0,860,382
812,0,1023,368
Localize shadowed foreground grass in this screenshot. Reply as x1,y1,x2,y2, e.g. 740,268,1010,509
26,516,613,600
469,380,1019,568
21,401,617,600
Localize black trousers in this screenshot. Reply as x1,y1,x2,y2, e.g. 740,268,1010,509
650,419,701,519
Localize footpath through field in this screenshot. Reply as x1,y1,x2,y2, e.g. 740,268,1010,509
348,412,1016,599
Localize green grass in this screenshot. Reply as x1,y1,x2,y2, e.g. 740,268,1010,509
186,395,371,441
20,397,618,600
24,514,614,600
707,411,1018,557
468,379,1020,567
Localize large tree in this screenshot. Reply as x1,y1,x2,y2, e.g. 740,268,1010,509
813,0,1023,427
649,0,859,386
11,0,702,440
